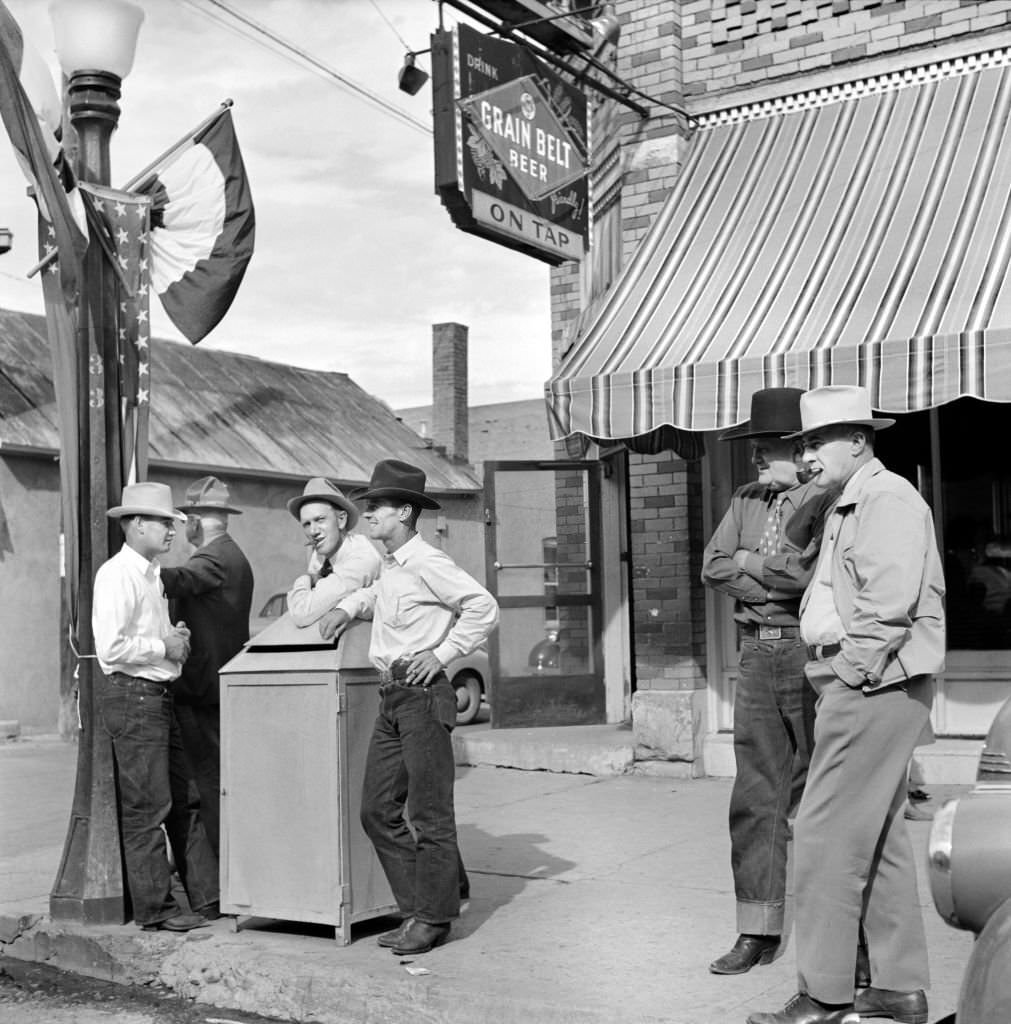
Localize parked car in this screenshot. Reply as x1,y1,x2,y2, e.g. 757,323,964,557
249,592,492,725
928,695,1011,1023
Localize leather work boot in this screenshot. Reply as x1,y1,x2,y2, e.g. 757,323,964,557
853,987,929,1024
709,933,779,974
390,919,451,955
376,917,413,948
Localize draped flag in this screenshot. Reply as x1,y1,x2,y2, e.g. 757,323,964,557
132,107,255,343
0,0,87,303
78,184,153,486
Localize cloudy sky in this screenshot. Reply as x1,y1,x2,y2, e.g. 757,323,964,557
0,0,554,409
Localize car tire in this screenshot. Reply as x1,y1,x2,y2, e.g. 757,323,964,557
454,672,483,726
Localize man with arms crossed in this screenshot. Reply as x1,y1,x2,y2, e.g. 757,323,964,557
319,460,498,956
93,482,218,931
702,387,834,975
748,385,944,1024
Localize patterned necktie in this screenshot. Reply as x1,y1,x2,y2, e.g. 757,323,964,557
760,494,785,556
318,558,333,578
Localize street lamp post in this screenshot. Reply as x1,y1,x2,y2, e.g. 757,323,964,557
47,0,144,925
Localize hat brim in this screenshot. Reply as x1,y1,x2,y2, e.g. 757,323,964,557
718,421,798,441
783,416,896,440
353,486,441,511
107,505,187,523
287,492,360,528
181,503,242,516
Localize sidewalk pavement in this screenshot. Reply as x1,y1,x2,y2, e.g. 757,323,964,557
1,733,975,1024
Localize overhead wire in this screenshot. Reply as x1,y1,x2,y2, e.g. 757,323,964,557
367,0,413,54
177,0,432,137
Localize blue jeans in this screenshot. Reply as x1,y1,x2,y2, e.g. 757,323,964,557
729,635,816,935
174,703,221,857
360,675,461,925
97,673,219,926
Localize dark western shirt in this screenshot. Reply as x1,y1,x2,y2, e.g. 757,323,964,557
702,479,838,628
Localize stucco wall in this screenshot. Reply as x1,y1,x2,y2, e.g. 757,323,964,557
0,457,485,731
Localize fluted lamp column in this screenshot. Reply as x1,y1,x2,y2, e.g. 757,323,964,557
48,0,144,925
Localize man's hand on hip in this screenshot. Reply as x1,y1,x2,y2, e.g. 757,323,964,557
407,650,444,686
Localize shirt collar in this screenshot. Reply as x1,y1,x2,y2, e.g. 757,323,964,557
387,532,424,567
120,542,159,579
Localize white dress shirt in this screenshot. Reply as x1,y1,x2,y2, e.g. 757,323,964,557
337,533,499,671
92,543,181,681
287,532,382,627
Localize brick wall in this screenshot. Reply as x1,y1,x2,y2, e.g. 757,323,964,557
680,0,1011,102
627,451,708,693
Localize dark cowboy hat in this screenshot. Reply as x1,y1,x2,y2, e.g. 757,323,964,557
179,476,242,515
719,387,805,441
286,477,360,528
352,459,441,511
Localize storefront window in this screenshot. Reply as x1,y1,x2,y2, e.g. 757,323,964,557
877,397,1011,651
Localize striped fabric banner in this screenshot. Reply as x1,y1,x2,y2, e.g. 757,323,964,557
547,61,1011,447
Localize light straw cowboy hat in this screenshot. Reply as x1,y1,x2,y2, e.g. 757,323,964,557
286,477,359,528
106,482,187,522
784,385,895,439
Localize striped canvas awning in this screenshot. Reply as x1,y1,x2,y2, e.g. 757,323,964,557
547,57,1011,451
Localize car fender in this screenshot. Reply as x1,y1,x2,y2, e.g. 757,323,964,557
956,893,1011,1024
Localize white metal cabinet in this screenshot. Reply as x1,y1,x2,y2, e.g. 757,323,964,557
219,617,395,943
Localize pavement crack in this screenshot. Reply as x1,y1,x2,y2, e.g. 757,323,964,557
468,868,570,884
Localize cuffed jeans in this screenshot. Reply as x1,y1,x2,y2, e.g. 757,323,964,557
360,674,461,925
729,635,816,936
97,673,219,926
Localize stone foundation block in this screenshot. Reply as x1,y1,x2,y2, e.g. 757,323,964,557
632,690,695,763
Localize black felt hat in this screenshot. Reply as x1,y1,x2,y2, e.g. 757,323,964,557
719,388,805,441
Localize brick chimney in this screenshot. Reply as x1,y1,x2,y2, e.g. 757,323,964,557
431,322,468,463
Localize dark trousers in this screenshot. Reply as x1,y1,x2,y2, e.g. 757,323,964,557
97,673,218,926
174,703,221,856
360,675,462,925
794,675,933,1004
729,635,816,936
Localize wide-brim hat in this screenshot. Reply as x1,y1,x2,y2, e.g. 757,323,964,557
784,384,896,439
352,459,441,511
287,477,359,528
719,387,805,441
107,481,187,522
179,475,241,515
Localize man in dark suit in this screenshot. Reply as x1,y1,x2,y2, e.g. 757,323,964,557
161,476,254,858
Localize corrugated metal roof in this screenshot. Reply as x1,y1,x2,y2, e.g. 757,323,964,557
0,308,482,494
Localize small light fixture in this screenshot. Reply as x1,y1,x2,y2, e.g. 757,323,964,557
0,227,12,255
589,3,620,57
398,52,429,96
49,0,144,79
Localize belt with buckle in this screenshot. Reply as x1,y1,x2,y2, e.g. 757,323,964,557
807,642,842,660
739,623,800,641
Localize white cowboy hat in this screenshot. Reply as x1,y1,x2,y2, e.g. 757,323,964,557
106,482,187,522
784,385,895,438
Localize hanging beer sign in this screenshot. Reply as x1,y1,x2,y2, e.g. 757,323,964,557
433,23,589,265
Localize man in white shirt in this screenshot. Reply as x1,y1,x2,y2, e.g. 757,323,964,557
285,477,381,627
93,482,218,932
319,460,498,956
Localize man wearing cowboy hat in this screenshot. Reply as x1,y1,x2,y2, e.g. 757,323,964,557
702,388,838,977
160,476,254,858
285,477,381,628
318,460,498,957
93,482,218,932
748,385,945,1024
